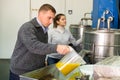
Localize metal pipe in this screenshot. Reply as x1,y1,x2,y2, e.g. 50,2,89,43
97,17,105,30
97,18,101,30
84,13,91,18
107,17,113,30
80,18,92,26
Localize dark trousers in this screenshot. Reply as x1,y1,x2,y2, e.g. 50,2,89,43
9,71,19,80
47,57,60,65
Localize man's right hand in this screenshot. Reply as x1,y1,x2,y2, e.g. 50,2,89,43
56,45,70,55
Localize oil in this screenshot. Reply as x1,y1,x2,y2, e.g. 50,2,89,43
56,62,80,76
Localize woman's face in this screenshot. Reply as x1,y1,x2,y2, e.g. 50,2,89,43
57,16,66,27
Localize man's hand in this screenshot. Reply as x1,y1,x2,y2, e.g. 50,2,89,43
56,45,70,55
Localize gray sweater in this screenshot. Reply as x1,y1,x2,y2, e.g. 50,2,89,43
10,18,57,75
46,26,81,59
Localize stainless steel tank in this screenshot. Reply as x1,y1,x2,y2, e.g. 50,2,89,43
83,17,120,63
69,18,92,40
69,18,92,53
69,24,80,40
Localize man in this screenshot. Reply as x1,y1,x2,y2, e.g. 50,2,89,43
9,4,70,80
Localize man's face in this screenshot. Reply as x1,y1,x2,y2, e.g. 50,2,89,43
38,10,55,27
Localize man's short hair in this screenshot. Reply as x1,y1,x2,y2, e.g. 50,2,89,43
39,4,56,14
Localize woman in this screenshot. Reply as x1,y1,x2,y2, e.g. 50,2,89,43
46,13,82,65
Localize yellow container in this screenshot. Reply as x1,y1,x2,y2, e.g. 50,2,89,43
56,47,86,76
56,62,80,76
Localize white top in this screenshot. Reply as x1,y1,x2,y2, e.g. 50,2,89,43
46,26,82,59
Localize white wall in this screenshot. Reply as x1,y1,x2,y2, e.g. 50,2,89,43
65,0,93,29
0,0,93,58
30,0,93,29
0,0,30,58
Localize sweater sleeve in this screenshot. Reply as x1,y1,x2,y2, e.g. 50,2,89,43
18,23,57,55
68,30,82,46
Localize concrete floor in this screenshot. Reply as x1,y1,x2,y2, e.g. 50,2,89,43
0,59,10,80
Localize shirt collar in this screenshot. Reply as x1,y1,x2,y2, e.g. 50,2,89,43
56,26,65,33
36,17,48,33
